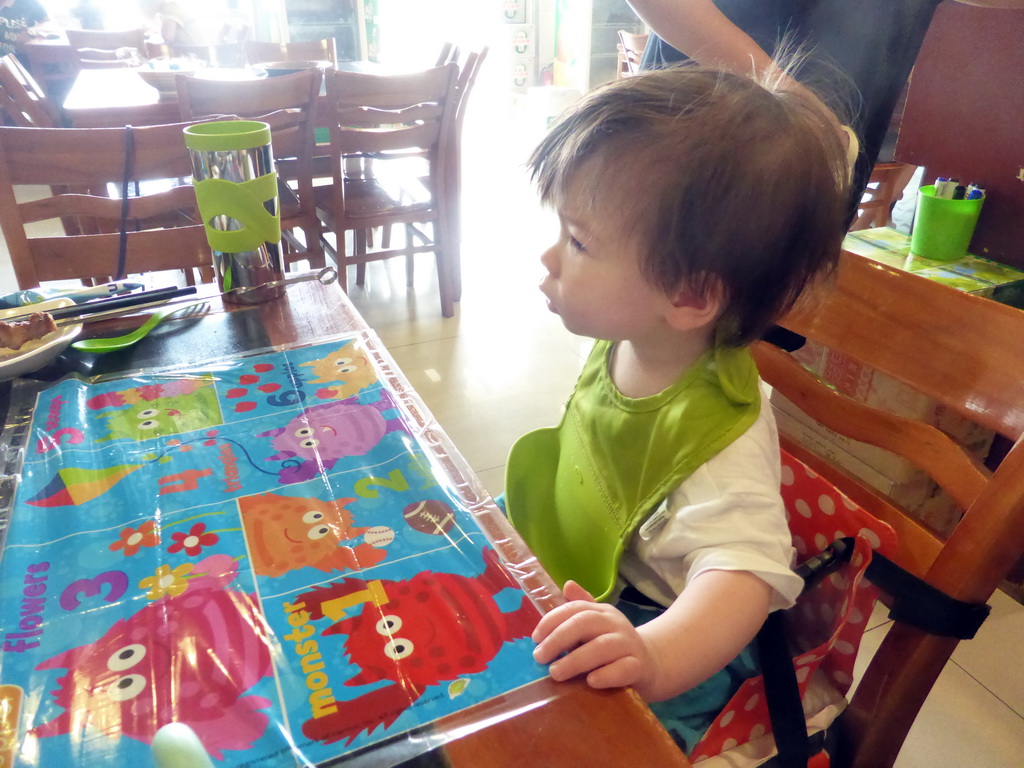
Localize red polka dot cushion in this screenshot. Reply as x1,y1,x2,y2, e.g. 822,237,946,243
689,450,897,765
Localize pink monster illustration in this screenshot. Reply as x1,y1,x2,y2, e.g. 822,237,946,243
31,555,273,761
258,391,408,484
294,547,541,745
85,379,212,409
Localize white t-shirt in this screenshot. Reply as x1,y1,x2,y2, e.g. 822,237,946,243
618,387,803,612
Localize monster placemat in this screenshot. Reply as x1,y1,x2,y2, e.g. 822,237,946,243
0,334,547,767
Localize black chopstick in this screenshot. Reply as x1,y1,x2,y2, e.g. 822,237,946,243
47,286,198,321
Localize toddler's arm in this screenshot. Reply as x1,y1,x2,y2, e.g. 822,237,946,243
532,570,771,702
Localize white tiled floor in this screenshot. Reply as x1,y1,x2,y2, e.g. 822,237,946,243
2,81,1022,767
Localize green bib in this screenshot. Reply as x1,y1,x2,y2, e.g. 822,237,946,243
505,341,761,601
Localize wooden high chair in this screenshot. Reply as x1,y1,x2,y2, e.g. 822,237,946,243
616,30,648,78
0,122,217,288
314,64,460,317
66,28,147,70
0,53,58,127
446,47,488,302
175,68,325,269
849,162,916,231
752,250,1024,767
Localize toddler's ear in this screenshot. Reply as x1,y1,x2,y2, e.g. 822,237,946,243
666,281,723,332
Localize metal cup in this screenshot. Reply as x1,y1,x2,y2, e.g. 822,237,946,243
183,120,284,304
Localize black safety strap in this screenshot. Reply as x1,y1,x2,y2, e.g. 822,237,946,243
757,611,811,768
759,537,992,768
799,537,991,639
116,124,135,281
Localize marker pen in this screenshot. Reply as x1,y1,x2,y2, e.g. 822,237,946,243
952,185,966,200
937,178,960,199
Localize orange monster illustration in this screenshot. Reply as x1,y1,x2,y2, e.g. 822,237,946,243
238,492,392,577
301,341,379,400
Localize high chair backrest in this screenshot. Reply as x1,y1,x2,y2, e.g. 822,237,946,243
751,250,1024,767
0,122,218,288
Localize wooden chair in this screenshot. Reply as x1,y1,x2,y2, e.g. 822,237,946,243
435,41,459,67
65,28,148,52
616,30,648,78
244,38,337,66
850,161,917,231
314,64,459,317
0,54,58,127
447,47,488,302
0,122,217,288
144,42,247,68
752,250,1024,767
175,68,325,269
22,41,78,107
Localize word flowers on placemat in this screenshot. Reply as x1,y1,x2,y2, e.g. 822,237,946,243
0,335,546,767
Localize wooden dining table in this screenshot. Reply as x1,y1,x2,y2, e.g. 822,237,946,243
0,279,690,768
60,61,394,128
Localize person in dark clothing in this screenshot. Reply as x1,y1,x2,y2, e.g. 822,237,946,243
629,0,1023,212
0,0,49,61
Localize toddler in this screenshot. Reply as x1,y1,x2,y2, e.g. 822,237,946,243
504,65,850,750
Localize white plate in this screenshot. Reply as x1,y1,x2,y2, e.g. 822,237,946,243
0,299,82,381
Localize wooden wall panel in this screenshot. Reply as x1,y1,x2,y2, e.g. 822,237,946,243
896,4,1024,268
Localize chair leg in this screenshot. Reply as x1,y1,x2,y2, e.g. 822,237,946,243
432,220,454,318
355,230,368,286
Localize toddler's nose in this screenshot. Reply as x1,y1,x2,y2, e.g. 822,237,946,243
540,244,559,276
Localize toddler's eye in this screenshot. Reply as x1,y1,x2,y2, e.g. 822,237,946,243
568,235,585,253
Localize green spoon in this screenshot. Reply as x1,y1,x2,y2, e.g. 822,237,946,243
71,304,203,353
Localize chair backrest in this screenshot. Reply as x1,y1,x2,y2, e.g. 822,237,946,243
435,41,459,67
0,122,217,288
0,53,57,127
244,38,337,66
322,64,458,161
175,69,323,268
617,30,648,77
752,250,1024,767
454,47,487,136
175,67,320,158
849,161,916,231
66,27,147,53
145,42,246,68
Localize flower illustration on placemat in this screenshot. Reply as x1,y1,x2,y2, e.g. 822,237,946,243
109,520,160,556
168,523,219,556
139,563,194,600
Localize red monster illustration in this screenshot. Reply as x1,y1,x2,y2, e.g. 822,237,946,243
30,555,273,760
238,491,391,577
295,547,541,745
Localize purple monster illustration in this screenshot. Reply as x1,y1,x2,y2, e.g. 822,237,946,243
258,391,409,483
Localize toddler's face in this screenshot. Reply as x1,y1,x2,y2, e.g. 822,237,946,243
538,185,673,342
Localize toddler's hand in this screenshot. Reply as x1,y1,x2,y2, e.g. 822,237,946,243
532,581,656,693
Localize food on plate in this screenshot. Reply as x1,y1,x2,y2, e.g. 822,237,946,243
0,312,57,351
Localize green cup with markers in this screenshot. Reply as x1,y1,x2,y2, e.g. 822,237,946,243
183,120,284,304
910,183,985,262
